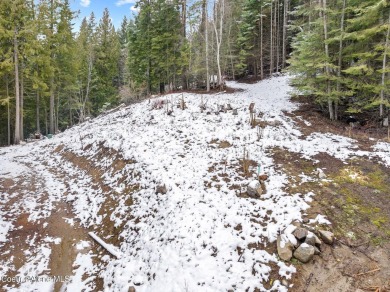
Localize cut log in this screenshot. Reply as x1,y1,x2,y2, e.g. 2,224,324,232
89,232,121,258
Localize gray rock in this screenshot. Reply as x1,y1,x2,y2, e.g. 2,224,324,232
232,109,238,115
305,235,316,246
226,104,233,110
156,184,167,195
293,243,315,263
302,218,310,224
128,287,136,292
304,232,321,247
292,220,301,228
277,236,294,261
319,230,334,245
293,227,308,241
247,180,262,198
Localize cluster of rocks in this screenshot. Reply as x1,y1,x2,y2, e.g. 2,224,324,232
277,225,334,263
202,103,238,116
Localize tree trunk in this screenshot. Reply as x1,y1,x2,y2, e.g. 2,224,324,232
322,0,334,120
20,63,24,140
205,0,210,92
380,13,390,118
336,0,346,121
260,2,264,79
181,0,188,90
6,76,10,145
45,104,48,135
270,0,273,75
56,93,59,133
14,28,20,145
213,0,224,88
36,91,40,133
49,78,55,134
276,0,280,72
282,0,288,69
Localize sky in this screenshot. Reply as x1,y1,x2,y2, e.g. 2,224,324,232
69,0,139,31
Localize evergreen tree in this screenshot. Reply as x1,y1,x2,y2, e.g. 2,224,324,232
93,8,121,113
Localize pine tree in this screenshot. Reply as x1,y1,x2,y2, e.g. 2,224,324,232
93,8,120,113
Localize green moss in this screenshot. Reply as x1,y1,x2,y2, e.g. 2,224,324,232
372,216,388,228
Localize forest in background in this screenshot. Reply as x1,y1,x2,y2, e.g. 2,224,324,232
0,0,389,146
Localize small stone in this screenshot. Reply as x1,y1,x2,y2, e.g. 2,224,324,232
319,230,334,245
293,227,308,241
277,236,294,261
281,279,289,287
316,168,326,179
128,287,136,292
232,109,238,115
226,104,233,110
314,246,321,255
292,220,301,228
293,243,315,263
304,232,316,246
302,218,310,224
305,232,322,248
156,184,167,195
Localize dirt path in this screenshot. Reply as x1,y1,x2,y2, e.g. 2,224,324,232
0,158,98,292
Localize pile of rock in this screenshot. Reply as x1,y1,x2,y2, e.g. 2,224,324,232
277,225,334,263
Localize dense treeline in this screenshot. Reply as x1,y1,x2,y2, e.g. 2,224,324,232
0,0,389,146
289,0,390,121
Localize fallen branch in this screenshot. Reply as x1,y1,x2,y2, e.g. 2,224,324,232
89,232,121,258
354,268,380,277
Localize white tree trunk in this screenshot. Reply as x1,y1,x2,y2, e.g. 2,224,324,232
213,0,225,88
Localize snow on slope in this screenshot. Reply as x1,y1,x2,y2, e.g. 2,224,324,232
1,75,389,291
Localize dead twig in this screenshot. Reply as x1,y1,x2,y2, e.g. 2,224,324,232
304,272,314,292
354,267,380,277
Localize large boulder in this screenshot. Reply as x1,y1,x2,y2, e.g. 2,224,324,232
293,243,315,263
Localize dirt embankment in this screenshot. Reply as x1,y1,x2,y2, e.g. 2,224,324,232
274,99,390,292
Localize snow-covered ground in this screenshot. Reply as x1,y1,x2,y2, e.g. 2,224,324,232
0,76,389,292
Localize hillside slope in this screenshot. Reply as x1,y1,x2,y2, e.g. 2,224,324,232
1,76,389,291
